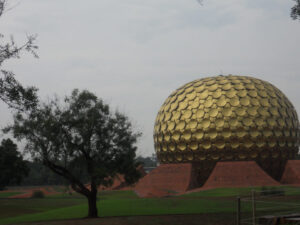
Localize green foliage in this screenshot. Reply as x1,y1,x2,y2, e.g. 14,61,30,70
0,139,28,190
291,0,300,20
31,191,45,199
0,0,38,111
6,89,142,217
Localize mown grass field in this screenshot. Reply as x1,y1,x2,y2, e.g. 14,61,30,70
0,186,299,225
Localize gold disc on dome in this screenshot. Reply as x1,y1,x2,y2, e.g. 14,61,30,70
167,121,176,131
259,90,268,98
231,138,240,149
188,119,198,129
186,92,196,100
191,100,200,109
244,139,253,148
199,90,209,99
236,107,246,116
208,129,218,139
248,90,258,97
251,98,260,106
164,132,171,141
229,118,239,127
230,97,240,106
206,79,216,86
255,117,265,126
209,108,219,117
215,139,225,149
196,109,205,118
202,119,211,129
243,118,253,126
237,90,247,97
247,107,257,116
216,119,225,128
195,130,204,140
245,83,255,89
177,120,186,130
208,84,218,91
258,107,268,116
213,89,222,98
204,99,213,108
216,97,227,107
222,128,232,138
182,130,192,141
250,129,260,138
185,86,194,93
218,78,229,84
178,142,186,151
234,83,244,90
223,107,232,117
183,110,192,119
173,111,181,120
177,93,185,102
263,129,273,138
170,102,179,111
226,89,237,98
179,101,188,110
236,128,247,138
267,118,277,127
190,141,198,151
260,98,270,107
222,83,232,90
202,139,211,149
241,97,250,106
172,131,181,141
169,142,176,152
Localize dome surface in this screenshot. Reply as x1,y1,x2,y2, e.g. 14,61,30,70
154,75,299,166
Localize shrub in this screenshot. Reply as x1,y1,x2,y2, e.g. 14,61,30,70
31,190,45,198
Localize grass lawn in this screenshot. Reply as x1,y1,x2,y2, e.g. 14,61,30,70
0,186,299,225
0,192,23,198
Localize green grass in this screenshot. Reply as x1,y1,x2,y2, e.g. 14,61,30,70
1,186,299,225
0,192,23,198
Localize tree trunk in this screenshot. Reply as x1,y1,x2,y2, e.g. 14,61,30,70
87,193,98,218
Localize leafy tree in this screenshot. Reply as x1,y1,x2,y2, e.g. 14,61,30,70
6,89,142,218
0,0,38,110
291,0,300,20
0,138,28,190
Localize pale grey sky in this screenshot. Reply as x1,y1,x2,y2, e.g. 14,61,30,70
0,0,299,156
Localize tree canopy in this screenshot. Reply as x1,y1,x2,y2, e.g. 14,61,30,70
0,138,28,190
6,89,142,217
0,0,38,110
291,0,300,20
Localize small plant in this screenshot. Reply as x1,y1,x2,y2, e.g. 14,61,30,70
31,190,45,198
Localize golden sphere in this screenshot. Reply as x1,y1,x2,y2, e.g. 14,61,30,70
154,75,299,166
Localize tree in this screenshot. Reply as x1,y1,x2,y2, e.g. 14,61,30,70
6,89,142,217
291,0,300,20
0,138,28,190
0,0,38,110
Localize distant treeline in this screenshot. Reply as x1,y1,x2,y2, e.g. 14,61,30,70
20,155,157,186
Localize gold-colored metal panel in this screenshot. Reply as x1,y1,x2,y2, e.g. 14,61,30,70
154,75,299,165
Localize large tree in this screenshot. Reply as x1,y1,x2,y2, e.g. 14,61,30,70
6,89,142,217
291,0,300,20
0,138,28,190
0,0,38,110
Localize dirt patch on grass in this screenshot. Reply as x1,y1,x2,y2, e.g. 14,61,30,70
12,213,235,225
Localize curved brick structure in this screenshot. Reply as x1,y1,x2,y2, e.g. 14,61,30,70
134,163,195,197
281,160,300,185
202,161,279,189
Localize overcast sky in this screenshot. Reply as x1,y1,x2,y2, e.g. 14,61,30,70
0,0,299,157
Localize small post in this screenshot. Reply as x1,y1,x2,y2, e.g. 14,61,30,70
237,197,241,225
252,190,256,225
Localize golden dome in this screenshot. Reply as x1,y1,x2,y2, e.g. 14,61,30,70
154,75,299,165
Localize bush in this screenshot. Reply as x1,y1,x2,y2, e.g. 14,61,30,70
31,190,45,198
